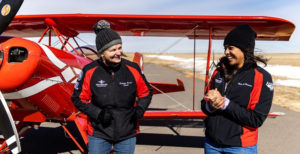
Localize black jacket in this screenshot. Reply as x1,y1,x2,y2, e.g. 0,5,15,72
71,58,152,142
201,62,273,147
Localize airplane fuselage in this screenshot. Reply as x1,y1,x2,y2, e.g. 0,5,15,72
0,36,91,121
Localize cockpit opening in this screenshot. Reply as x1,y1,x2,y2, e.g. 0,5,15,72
8,47,28,63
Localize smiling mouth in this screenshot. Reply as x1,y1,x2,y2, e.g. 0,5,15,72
111,56,121,61
227,56,233,60
226,55,235,61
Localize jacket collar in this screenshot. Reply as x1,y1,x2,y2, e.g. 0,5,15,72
97,58,122,73
238,61,257,72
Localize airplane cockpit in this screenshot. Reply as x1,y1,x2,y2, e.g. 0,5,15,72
8,47,28,63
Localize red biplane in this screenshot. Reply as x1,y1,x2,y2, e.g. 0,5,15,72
0,0,295,153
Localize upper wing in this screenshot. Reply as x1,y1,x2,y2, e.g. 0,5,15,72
3,14,295,41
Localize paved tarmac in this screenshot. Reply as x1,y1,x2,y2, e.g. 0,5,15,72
15,64,300,154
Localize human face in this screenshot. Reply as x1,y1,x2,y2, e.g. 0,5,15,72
224,45,245,69
101,44,123,64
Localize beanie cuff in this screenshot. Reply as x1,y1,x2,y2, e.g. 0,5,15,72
98,39,122,53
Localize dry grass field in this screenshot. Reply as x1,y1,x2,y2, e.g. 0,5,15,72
124,52,300,112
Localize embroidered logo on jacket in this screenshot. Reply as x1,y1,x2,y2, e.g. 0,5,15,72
74,71,83,90
119,81,133,87
77,71,83,82
266,82,274,91
215,78,223,83
237,82,253,87
96,80,108,87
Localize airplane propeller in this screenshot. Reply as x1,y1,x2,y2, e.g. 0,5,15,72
0,0,24,35
0,1,23,153
0,91,21,154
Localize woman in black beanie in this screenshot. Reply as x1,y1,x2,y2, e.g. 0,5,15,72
71,20,152,154
201,24,273,154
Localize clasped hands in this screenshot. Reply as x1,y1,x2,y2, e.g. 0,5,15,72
204,88,225,110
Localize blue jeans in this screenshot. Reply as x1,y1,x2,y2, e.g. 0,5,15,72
88,135,136,154
204,138,257,154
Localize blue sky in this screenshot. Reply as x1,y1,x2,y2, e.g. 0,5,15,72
17,0,300,53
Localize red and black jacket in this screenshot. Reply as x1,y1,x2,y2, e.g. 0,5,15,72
71,58,152,142
201,62,273,147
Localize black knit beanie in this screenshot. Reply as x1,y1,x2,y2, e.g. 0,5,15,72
223,24,257,53
94,20,122,54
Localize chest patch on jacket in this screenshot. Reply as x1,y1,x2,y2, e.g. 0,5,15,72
215,78,223,83
237,82,252,87
96,80,108,87
266,82,274,91
119,81,133,87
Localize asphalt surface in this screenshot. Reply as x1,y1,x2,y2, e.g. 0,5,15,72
8,64,300,154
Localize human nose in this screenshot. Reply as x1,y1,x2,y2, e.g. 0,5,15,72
224,48,229,55
115,49,122,55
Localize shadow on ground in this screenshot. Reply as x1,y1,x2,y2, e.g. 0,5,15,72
137,133,204,148
140,119,204,128
138,119,205,148
18,119,205,153
19,123,86,154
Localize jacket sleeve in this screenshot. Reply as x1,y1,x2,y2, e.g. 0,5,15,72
134,65,153,112
201,69,219,116
223,72,273,128
71,67,101,121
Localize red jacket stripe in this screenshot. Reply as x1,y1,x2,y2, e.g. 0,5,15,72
241,69,263,147
126,65,150,98
79,67,97,104
247,69,263,110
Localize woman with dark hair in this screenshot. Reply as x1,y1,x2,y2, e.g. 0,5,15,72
71,20,152,154
201,24,274,154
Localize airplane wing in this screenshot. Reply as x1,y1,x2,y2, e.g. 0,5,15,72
143,111,280,119
3,14,295,41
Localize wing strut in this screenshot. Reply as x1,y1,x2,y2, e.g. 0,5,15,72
204,27,213,94
37,18,87,56
192,27,196,110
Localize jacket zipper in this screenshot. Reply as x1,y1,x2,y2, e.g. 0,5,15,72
111,71,117,141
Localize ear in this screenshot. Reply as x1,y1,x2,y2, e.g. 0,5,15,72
97,53,104,58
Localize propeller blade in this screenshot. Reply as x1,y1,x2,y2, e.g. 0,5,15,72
0,91,21,153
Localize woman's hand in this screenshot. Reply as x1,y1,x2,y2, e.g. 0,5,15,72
204,88,225,110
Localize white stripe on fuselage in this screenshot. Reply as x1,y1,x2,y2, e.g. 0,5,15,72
73,67,82,75
38,44,66,69
3,76,63,99
61,67,75,82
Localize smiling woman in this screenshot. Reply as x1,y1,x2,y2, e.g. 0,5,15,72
71,20,153,154
201,24,273,154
